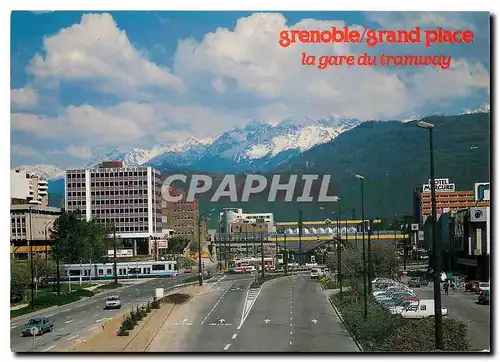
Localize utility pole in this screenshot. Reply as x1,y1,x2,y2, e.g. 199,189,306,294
113,226,118,285
337,199,343,300
284,232,288,276
417,121,443,350
368,219,373,293
355,174,368,321
260,232,265,281
298,210,303,266
245,223,249,257
198,217,203,286
29,207,35,310
275,232,279,269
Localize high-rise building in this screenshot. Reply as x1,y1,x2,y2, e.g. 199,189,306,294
10,169,48,206
65,161,164,256
163,188,206,241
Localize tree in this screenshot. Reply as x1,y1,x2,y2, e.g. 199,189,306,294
327,243,400,285
167,237,189,254
11,261,30,303
51,211,111,264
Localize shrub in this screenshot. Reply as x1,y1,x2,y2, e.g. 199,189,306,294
380,318,471,352
332,294,407,351
146,301,151,313
151,298,160,309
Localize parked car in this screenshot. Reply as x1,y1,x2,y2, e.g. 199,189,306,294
465,280,480,293
105,296,121,309
184,267,192,273
372,278,397,285
478,290,490,305
477,282,490,294
399,300,448,319
21,317,54,336
408,277,424,288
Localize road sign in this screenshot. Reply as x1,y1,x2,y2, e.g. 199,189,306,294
411,224,419,231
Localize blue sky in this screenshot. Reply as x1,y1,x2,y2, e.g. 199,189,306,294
10,11,490,168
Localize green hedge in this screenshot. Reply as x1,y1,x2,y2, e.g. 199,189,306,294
332,294,471,352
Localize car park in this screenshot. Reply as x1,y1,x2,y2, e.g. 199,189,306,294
105,296,122,309
21,317,54,336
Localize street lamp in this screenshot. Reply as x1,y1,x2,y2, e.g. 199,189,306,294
197,208,215,286
27,205,36,310
417,120,444,350
355,174,368,321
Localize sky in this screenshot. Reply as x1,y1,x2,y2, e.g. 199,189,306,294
10,10,490,169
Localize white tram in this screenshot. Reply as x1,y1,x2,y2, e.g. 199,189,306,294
62,260,178,281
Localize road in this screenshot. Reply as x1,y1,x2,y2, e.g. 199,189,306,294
410,284,490,351
10,274,192,352
147,273,359,352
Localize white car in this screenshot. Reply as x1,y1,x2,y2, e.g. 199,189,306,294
310,268,320,279
105,296,121,309
477,282,490,294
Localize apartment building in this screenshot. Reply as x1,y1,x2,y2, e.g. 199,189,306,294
65,161,164,256
10,169,48,206
163,188,207,242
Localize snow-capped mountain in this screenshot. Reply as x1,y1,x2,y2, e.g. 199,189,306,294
459,104,490,115
11,164,66,180
11,116,361,179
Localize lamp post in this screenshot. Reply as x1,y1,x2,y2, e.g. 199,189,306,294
355,174,368,321
44,221,52,261
336,198,343,300
417,120,443,351
27,205,35,310
197,208,215,286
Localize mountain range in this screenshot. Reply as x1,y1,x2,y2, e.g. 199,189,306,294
12,109,490,223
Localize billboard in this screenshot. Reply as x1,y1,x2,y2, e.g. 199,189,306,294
474,182,490,201
107,249,133,258
422,178,455,193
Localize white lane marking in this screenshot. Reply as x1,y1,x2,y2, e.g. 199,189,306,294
65,319,74,324
78,320,83,323
290,316,292,320
58,328,64,331
88,326,98,332
290,323,293,327
67,334,80,341
42,345,56,352
10,324,18,329
289,341,292,345
63,309,71,312
223,344,231,350
232,333,237,339
45,313,55,317
201,281,235,325
95,318,106,323
236,325,241,330
290,331,293,335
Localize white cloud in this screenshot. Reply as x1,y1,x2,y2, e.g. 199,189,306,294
11,86,39,110
11,144,43,159
11,101,246,147
173,12,489,121
366,11,477,31
51,145,93,159
28,13,185,96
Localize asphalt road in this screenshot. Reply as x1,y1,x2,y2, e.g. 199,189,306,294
10,274,191,352
408,284,490,351
227,275,359,352
150,272,359,352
